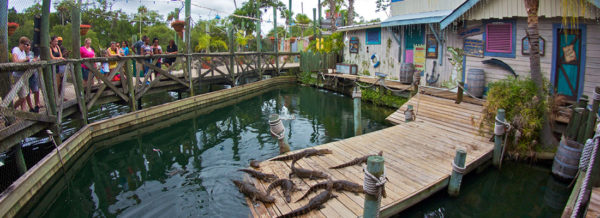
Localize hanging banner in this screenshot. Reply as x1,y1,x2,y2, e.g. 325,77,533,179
413,44,426,71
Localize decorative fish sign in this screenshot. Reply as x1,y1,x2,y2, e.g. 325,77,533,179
482,58,518,78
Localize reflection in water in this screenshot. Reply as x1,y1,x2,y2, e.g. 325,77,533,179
41,85,394,217
397,162,568,218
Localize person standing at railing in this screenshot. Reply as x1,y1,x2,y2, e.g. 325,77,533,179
151,38,162,80
121,41,130,56
57,37,69,58
164,40,177,70
141,36,153,77
107,42,122,80
11,37,31,111
25,41,42,113
133,36,147,77
50,36,67,101
80,38,96,87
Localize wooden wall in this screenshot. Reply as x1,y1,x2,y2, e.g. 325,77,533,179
461,17,600,98
464,0,600,20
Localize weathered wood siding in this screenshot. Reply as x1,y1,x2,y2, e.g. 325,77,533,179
464,0,600,20
342,27,460,87
391,0,465,16
461,18,600,98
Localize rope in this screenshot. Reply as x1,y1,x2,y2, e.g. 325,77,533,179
572,125,600,218
354,78,382,89
593,88,600,101
269,116,285,140
379,79,413,94
580,138,594,171
363,166,387,218
455,81,486,102
452,161,466,174
494,116,512,169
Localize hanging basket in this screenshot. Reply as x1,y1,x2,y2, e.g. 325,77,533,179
171,20,185,38
80,24,91,36
7,22,19,36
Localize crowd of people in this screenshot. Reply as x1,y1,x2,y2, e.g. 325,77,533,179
10,35,179,113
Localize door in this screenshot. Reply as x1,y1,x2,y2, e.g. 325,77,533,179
554,28,582,100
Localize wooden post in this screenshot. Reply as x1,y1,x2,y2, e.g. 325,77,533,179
353,86,362,136
14,145,27,175
568,108,583,140
312,8,317,40
455,82,464,104
0,0,11,103
185,0,193,96
405,105,414,122
584,86,600,140
229,26,235,85
317,0,322,40
493,109,505,167
256,0,262,80
125,59,136,111
41,0,62,145
363,155,384,218
269,114,290,154
578,106,590,143
448,148,466,196
71,0,87,124
273,6,279,75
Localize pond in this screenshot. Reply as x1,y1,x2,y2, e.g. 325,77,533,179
37,85,395,217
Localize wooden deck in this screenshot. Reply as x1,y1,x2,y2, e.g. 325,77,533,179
586,187,600,218
323,74,413,91
245,94,493,217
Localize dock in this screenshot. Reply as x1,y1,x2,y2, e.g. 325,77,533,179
245,93,493,217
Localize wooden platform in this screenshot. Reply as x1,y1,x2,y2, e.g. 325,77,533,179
587,187,600,218
323,74,413,91
246,94,493,217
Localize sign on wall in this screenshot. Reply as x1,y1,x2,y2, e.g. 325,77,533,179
349,37,359,53
458,26,484,38
464,39,484,57
522,36,545,56
414,44,426,72
426,34,438,59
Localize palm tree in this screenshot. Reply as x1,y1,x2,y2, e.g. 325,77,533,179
321,0,344,31
295,14,311,36
524,0,557,147
347,0,355,25
167,8,181,22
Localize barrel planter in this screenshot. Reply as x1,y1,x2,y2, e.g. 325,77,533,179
551,137,583,180
399,63,414,84
466,68,485,98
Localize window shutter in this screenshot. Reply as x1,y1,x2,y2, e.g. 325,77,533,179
486,23,512,53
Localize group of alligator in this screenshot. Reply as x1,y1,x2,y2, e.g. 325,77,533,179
232,148,383,218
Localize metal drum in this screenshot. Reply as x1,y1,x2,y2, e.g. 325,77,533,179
466,68,485,98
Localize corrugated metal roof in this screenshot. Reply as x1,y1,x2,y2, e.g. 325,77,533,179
337,22,382,32
382,10,453,27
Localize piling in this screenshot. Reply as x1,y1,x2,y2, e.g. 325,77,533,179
577,97,590,143
584,86,600,140
448,148,466,196
312,8,317,39
256,0,262,80
14,145,27,175
493,109,505,167
0,0,11,102
353,87,362,135
455,82,464,104
269,114,290,154
404,105,414,122
273,6,279,75
363,155,384,218
185,0,193,95
568,108,584,140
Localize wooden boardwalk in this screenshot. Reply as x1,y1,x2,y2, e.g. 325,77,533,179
586,188,600,218
323,74,413,91
245,93,493,217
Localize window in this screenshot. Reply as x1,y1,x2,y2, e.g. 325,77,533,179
484,20,516,58
366,28,381,45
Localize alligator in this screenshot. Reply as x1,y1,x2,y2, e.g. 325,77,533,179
277,180,337,218
296,180,363,202
232,180,275,204
270,148,333,162
249,160,261,169
329,151,383,169
238,169,279,182
266,178,302,203
289,157,330,180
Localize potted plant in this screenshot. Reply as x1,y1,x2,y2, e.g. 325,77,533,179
171,20,185,38
80,24,91,36
7,22,19,36
201,57,212,69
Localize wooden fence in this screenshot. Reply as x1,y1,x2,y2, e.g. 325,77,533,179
299,51,337,72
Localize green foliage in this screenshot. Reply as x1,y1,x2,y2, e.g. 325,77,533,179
482,77,550,153
145,24,176,48
299,71,318,85
194,34,228,53
360,85,407,108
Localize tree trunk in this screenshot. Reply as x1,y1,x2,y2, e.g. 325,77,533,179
347,0,355,26
0,0,13,126
525,0,558,148
328,0,336,31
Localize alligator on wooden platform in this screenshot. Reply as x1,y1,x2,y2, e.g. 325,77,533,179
296,180,363,202
232,180,275,204
270,148,332,161
277,180,338,218
238,169,278,182
329,151,383,169
289,157,330,180
266,178,302,203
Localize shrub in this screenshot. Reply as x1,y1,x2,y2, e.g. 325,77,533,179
481,77,549,154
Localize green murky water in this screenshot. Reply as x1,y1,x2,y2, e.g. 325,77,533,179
38,85,395,217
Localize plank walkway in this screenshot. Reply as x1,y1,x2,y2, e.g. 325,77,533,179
245,93,493,217
323,74,413,91
587,187,600,218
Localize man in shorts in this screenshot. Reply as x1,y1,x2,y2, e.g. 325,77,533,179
25,43,42,112
11,37,31,111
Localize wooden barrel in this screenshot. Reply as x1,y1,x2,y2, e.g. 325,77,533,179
466,69,485,98
551,138,583,180
399,63,414,84
543,177,571,210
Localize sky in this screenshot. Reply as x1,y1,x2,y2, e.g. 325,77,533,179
8,0,389,34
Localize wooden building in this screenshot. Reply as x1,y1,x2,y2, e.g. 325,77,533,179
338,0,600,100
